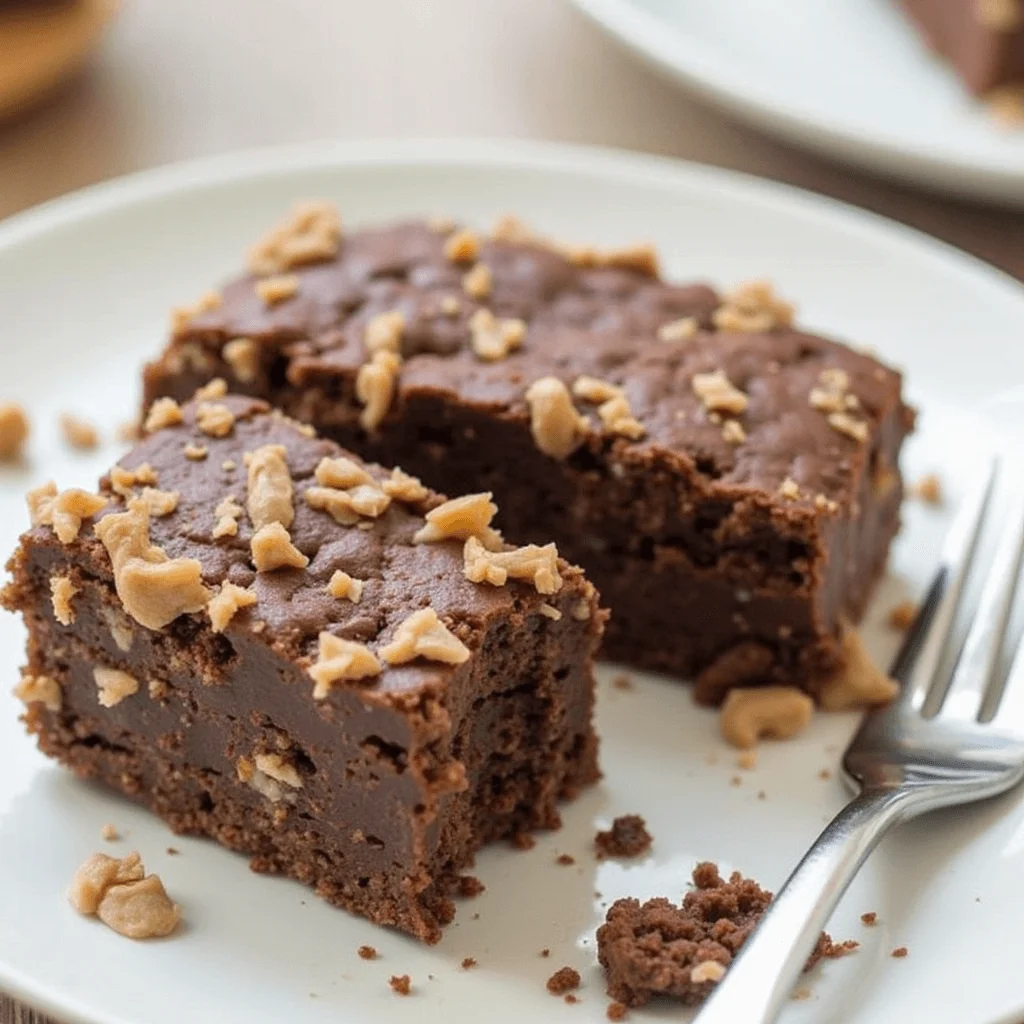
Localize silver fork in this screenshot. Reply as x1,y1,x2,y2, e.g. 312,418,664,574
698,461,1024,1024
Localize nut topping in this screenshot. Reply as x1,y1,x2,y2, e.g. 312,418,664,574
246,444,294,530
379,608,470,666
14,673,61,712
255,274,300,306
719,686,814,749
308,632,381,699
26,483,106,544
212,495,244,538
327,570,364,603
196,403,236,438
0,403,29,460
462,263,493,299
443,228,480,263
413,492,501,547
315,456,374,489
692,370,748,416
93,667,140,708
208,582,257,632
712,280,794,333
50,574,78,626
94,499,211,629
463,536,562,593
382,467,429,503
250,522,309,572
248,200,341,276
143,397,183,433
525,377,588,460
364,310,405,356
356,351,401,432
469,308,526,362
223,338,260,383
657,317,699,343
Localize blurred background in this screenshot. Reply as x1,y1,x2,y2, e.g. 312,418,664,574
0,0,1022,281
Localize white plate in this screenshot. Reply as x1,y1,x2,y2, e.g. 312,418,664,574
2,139,1024,1024
570,0,1024,207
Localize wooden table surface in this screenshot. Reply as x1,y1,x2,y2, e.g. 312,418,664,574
2,1,1022,1021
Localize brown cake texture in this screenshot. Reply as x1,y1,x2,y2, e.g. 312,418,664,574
2,393,603,942
143,207,914,702
901,0,1024,94
596,862,857,1007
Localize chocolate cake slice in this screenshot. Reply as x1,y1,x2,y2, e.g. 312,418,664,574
2,392,602,941
142,207,914,702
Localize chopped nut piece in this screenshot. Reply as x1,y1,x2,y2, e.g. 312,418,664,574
94,499,211,629
237,755,297,803
139,488,179,518
0,402,29,460
657,316,699,343
50,574,78,626
14,673,61,712
364,310,405,356
223,338,260,383
254,752,302,789
491,212,534,243
194,377,228,401
977,0,1021,30
911,474,942,505
814,493,839,513
413,492,501,546
96,873,180,940
248,201,341,276
356,350,401,432
540,603,562,620
713,280,794,333
68,851,144,915
26,483,106,544
572,598,592,621
525,377,588,459
170,291,221,334
250,522,308,572
109,463,159,498
382,467,429,503
208,582,257,632
380,608,470,666
306,482,390,524
573,376,623,404
389,975,412,996
327,570,364,603
719,686,815,749
736,750,758,770
827,412,868,444
195,402,235,438
444,228,480,263
779,477,801,501
144,397,183,433
184,443,208,461
469,308,526,361
690,961,726,984
809,369,850,413
440,295,461,316
887,600,917,631
255,274,300,306
315,455,374,489
59,413,99,450
562,242,659,276
819,630,899,712
462,263,493,298
94,667,140,708
692,370,748,416
721,419,746,445
246,444,294,530
213,495,244,538
463,535,563,593
308,632,381,699
598,395,646,440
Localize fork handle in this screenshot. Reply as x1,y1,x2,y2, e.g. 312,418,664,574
696,787,915,1024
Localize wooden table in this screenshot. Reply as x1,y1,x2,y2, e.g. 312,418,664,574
2,1,1022,1021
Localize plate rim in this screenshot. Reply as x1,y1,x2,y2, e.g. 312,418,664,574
568,0,1024,207
2,135,1024,1024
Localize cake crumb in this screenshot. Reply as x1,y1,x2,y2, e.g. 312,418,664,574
358,945,378,960
861,912,878,926
546,966,581,995
59,413,100,451
166,847,179,856
736,750,757,770
910,474,942,505
461,957,477,969
100,824,119,842
389,974,412,996
564,994,579,1004
556,853,576,866
792,985,812,1001
457,875,485,898
891,946,908,958
540,948,551,958
729,775,742,787
607,1002,628,1021
0,402,30,461
612,673,633,691
595,815,652,859
596,863,856,1008
511,832,536,851
819,768,832,780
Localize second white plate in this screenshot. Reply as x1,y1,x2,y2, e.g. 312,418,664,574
571,0,1024,206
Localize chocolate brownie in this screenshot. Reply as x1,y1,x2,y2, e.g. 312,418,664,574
901,0,1024,93
142,208,914,701
2,393,602,942
596,862,857,1008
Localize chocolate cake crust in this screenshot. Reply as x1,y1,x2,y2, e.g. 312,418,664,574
144,214,914,698
2,394,602,941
